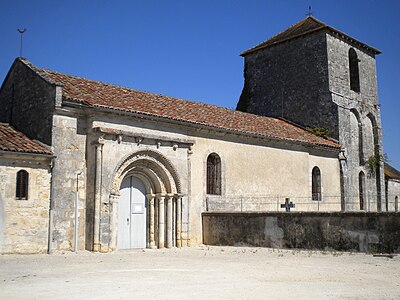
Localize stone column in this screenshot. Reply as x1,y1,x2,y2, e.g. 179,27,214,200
108,194,119,251
166,195,173,248
93,137,105,252
158,195,165,248
147,194,156,249
176,195,182,248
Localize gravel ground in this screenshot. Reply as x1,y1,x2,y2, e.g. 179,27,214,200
0,246,399,299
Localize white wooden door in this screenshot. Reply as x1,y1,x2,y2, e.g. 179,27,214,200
117,176,147,249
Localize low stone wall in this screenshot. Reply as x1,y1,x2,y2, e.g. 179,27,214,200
202,212,400,253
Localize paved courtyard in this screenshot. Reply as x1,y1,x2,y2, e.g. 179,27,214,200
1,246,399,299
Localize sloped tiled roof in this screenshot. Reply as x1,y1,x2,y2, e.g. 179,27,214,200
241,16,381,56
384,162,400,180
19,59,340,150
0,123,53,155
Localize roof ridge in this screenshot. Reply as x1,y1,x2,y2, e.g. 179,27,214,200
17,58,60,85
241,16,380,56
41,65,273,116
22,60,340,150
24,60,295,121
241,17,326,56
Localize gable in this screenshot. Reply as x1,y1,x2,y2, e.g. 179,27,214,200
241,16,381,56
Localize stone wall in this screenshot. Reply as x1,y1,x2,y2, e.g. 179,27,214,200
236,28,384,212
67,105,342,249
85,111,192,251
0,154,51,254
203,212,400,253
386,179,400,211
190,134,342,244
237,31,339,138
326,33,384,212
50,112,87,251
0,59,55,145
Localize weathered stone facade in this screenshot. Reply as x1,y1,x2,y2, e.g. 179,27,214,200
237,18,385,212
49,112,87,251
203,211,400,253
0,153,52,253
386,179,400,212
237,31,338,135
0,17,396,254
0,59,55,145
384,164,400,212
0,56,343,252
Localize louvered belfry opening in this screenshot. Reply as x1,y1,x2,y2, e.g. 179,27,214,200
16,170,29,200
207,153,221,195
349,48,360,92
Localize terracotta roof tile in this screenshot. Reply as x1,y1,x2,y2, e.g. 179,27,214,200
241,17,381,56
384,162,400,180
0,123,52,155
21,59,340,150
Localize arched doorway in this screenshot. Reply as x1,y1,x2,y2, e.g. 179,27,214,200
108,149,183,251
118,176,147,249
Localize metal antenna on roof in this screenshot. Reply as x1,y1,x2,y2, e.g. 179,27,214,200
306,6,314,17
17,28,27,58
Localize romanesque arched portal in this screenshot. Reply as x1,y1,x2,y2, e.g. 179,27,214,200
113,149,182,250
95,149,183,251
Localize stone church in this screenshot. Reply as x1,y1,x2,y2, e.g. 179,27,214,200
0,17,398,253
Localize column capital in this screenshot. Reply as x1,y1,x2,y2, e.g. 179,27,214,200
146,194,156,200
109,194,119,204
92,135,105,146
173,193,184,199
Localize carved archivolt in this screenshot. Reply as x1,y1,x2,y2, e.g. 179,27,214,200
110,148,181,196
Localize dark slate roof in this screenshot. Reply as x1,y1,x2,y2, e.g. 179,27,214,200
384,162,400,180
0,123,53,155
241,16,381,56
18,58,340,150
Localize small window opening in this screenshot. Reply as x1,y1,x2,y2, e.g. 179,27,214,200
207,153,221,195
349,48,360,92
359,171,365,210
312,167,321,201
395,196,398,212
16,170,29,200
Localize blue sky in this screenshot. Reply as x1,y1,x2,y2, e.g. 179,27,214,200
1,0,399,169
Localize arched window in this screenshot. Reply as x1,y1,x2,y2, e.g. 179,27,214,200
16,170,29,200
207,153,221,195
359,171,365,210
312,167,321,201
395,196,399,212
349,48,360,92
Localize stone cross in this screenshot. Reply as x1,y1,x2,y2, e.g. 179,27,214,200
280,198,295,212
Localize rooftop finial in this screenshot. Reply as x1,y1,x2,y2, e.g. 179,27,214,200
306,6,313,17
17,28,27,58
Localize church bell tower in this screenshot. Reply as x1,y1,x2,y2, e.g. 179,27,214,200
237,17,385,211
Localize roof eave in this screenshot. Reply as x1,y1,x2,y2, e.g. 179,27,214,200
0,149,54,158
62,100,341,152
